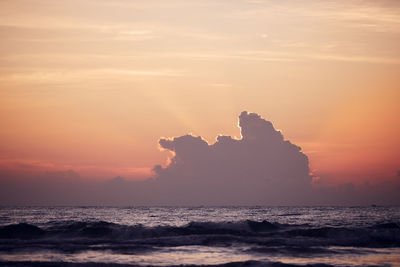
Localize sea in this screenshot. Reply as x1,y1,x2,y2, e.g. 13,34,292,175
0,206,399,267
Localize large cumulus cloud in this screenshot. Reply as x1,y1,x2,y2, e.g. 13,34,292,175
1,111,399,205
149,111,312,205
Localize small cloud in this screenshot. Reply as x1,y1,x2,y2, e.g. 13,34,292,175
116,30,159,41
43,169,81,180
107,176,127,186
102,68,184,77
119,30,152,36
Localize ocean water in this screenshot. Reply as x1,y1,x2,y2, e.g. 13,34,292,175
0,206,399,266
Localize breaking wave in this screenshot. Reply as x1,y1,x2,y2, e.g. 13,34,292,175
1,220,399,251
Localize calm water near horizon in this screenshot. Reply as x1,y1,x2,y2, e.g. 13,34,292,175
0,206,399,266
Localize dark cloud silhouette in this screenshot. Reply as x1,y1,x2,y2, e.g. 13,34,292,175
312,180,400,206
0,111,399,206
146,111,312,205
0,169,88,206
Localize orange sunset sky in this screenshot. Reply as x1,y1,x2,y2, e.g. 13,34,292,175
0,0,399,186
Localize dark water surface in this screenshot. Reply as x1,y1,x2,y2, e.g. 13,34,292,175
0,206,399,266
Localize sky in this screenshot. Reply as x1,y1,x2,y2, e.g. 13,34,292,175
0,0,399,205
